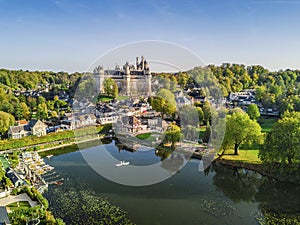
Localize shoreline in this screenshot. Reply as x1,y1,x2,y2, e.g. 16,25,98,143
3,133,299,185
214,158,300,184
37,136,102,153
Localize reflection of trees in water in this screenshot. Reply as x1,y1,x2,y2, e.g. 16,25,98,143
255,179,300,214
212,165,260,203
160,153,189,174
155,148,173,160
212,165,300,222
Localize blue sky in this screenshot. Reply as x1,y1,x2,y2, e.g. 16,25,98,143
0,0,300,72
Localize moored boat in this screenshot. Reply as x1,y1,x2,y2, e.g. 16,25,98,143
116,161,130,167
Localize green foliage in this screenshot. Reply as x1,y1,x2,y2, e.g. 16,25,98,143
260,112,300,165
0,111,15,135
36,103,48,120
9,205,65,225
202,101,212,124
247,103,260,120
103,78,118,99
0,68,82,92
150,89,177,119
164,122,182,149
0,125,105,151
157,88,176,106
222,111,263,155
196,107,204,124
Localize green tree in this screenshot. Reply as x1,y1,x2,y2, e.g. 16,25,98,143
20,102,30,120
27,97,37,111
260,112,300,165
37,95,46,104
202,101,212,124
246,104,260,120
164,122,182,149
176,72,189,87
196,107,204,125
222,111,263,155
4,176,13,188
0,111,15,136
103,78,118,99
157,88,176,106
162,100,176,118
51,111,58,118
37,103,48,120
151,97,165,115
151,89,177,118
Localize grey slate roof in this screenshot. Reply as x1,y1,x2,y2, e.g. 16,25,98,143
9,125,30,134
28,119,38,127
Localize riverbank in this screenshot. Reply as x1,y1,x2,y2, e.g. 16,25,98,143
215,149,300,184
0,124,111,154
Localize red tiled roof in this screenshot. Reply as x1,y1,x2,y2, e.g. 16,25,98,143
16,120,28,125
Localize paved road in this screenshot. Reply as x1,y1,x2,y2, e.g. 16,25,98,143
0,193,38,207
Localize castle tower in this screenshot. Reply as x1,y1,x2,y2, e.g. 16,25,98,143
141,55,145,70
146,67,152,96
94,66,104,93
125,63,131,96
136,57,139,70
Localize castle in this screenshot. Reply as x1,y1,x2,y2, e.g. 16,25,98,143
93,56,152,97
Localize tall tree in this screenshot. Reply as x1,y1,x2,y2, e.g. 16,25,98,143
260,112,300,165
37,103,48,120
0,111,15,136
222,111,263,155
103,78,118,99
20,102,30,120
246,104,260,120
164,122,182,149
196,107,204,125
157,88,176,106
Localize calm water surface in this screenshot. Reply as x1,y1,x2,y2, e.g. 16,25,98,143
43,141,300,225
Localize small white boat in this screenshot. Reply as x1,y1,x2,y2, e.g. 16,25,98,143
46,155,53,159
116,161,130,167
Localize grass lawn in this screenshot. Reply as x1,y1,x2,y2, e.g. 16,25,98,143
7,201,31,211
259,117,277,133
98,96,113,102
116,96,129,101
136,133,151,139
220,149,262,164
0,155,10,169
136,132,158,141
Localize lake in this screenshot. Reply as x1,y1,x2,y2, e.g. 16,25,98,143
43,141,300,225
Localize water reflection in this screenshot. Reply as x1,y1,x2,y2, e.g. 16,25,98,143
212,164,300,216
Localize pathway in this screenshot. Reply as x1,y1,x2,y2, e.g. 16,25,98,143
0,193,38,207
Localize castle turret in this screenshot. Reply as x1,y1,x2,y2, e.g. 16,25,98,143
141,55,145,70
144,60,149,71
136,57,139,70
125,63,130,75
125,63,131,96
94,65,104,93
